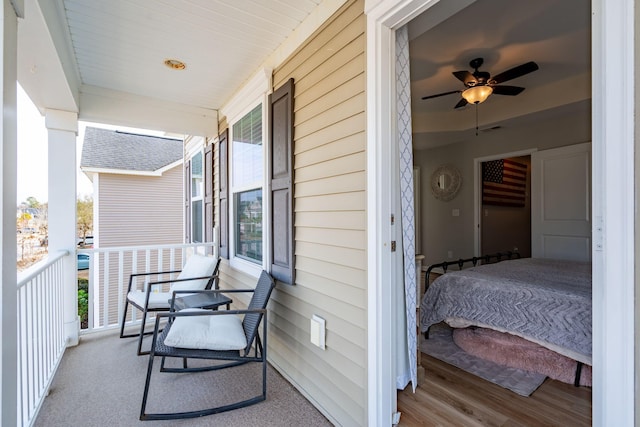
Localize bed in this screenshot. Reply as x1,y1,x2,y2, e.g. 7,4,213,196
419,257,592,365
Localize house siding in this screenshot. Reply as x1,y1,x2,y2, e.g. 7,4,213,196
97,166,183,247
96,165,184,325
217,1,367,425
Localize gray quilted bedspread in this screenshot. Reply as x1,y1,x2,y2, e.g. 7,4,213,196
420,258,592,362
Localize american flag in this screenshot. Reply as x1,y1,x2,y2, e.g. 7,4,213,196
482,159,528,207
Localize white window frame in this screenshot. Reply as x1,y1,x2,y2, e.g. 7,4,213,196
188,148,205,243
190,149,204,243
222,68,272,278
185,136,206,244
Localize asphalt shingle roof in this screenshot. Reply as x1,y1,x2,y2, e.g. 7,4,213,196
80,127,183,172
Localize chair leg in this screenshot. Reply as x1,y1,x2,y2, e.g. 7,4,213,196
137,310,150,356
119,299,130,338
139,348,156,420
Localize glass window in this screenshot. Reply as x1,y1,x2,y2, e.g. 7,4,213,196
191,151,204,242
230,104,263,264
234,189,262,262
191,151,203,198
232,104,263,187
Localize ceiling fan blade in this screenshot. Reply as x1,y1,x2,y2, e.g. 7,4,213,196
452,70,476,85
454,98,468,109
491,85,525,96
421,90,461,100
491,61,539,84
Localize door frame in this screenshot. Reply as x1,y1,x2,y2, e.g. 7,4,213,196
473,148,536,257
365,0,635,425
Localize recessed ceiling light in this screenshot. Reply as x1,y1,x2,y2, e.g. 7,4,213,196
164,59,186,70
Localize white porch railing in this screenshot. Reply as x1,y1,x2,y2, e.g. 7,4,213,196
16,241,218,427
17,250,68,427
79,242,218,334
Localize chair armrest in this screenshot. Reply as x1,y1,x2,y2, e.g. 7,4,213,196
147,274,217,287
127,269,182,293
131,275,218,309
130,270,182,279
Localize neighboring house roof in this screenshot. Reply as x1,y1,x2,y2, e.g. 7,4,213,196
80,127,183,173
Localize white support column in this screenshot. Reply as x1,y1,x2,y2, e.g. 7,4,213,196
46,109,79,346
1,1,19,425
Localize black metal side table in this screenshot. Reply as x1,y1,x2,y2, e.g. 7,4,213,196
171,292,232,311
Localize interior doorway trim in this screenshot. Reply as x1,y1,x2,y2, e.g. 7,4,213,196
365,0,444,424
473,149,536,257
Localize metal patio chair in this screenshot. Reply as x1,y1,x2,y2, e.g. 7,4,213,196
119,254,220,355
140,270,275,421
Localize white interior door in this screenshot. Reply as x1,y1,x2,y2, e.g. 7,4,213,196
531,142,591,261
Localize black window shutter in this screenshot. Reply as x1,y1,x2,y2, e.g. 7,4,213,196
184,159,191,243
269,78,295,284
204,143,214,255
219,129,229,259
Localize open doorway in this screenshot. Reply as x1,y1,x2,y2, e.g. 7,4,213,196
398,0,593,423
368,0,634,424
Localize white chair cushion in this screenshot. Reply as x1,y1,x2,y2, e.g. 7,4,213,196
171,255,218,292
127,290,172,310
164,309,247,351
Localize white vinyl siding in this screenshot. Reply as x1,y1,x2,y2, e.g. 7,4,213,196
97,166,183,246
218,1,366,425
96,166,183,325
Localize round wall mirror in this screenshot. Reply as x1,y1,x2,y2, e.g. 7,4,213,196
430,164,462,201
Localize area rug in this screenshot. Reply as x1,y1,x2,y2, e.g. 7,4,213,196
420,323,546,396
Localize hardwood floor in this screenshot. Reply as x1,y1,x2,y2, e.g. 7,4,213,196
397,353,592,426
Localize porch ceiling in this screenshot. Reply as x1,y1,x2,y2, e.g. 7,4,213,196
17,0,330,136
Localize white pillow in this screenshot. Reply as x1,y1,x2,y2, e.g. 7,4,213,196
164,309,247,351
171,255,217,292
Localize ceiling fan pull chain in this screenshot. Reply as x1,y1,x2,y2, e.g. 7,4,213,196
475,104,479,136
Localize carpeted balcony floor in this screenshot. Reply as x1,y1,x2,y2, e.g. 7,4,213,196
34,329,331,427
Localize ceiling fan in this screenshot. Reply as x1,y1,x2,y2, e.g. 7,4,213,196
421,58,539,109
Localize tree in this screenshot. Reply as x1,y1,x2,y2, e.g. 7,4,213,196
26,196,41,209
17,212,32,230
77,195,93,246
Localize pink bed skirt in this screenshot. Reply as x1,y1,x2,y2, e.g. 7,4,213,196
452,327,592,387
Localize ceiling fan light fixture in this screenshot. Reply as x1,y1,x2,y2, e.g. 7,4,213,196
462,85,493,104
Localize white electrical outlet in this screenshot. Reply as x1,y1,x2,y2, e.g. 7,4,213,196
310,315,326,350
447,250,453,259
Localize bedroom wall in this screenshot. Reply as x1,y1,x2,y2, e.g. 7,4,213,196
481,155,531,258
414,106,591,266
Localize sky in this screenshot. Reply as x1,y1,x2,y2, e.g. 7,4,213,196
17,84,166,205
17,84,93,204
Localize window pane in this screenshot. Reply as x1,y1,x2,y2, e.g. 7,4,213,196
235,189,262,262
191,151,203,198
232,104,262,187
192,200,203,243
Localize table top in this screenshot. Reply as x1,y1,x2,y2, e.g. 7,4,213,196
172,292,232,311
